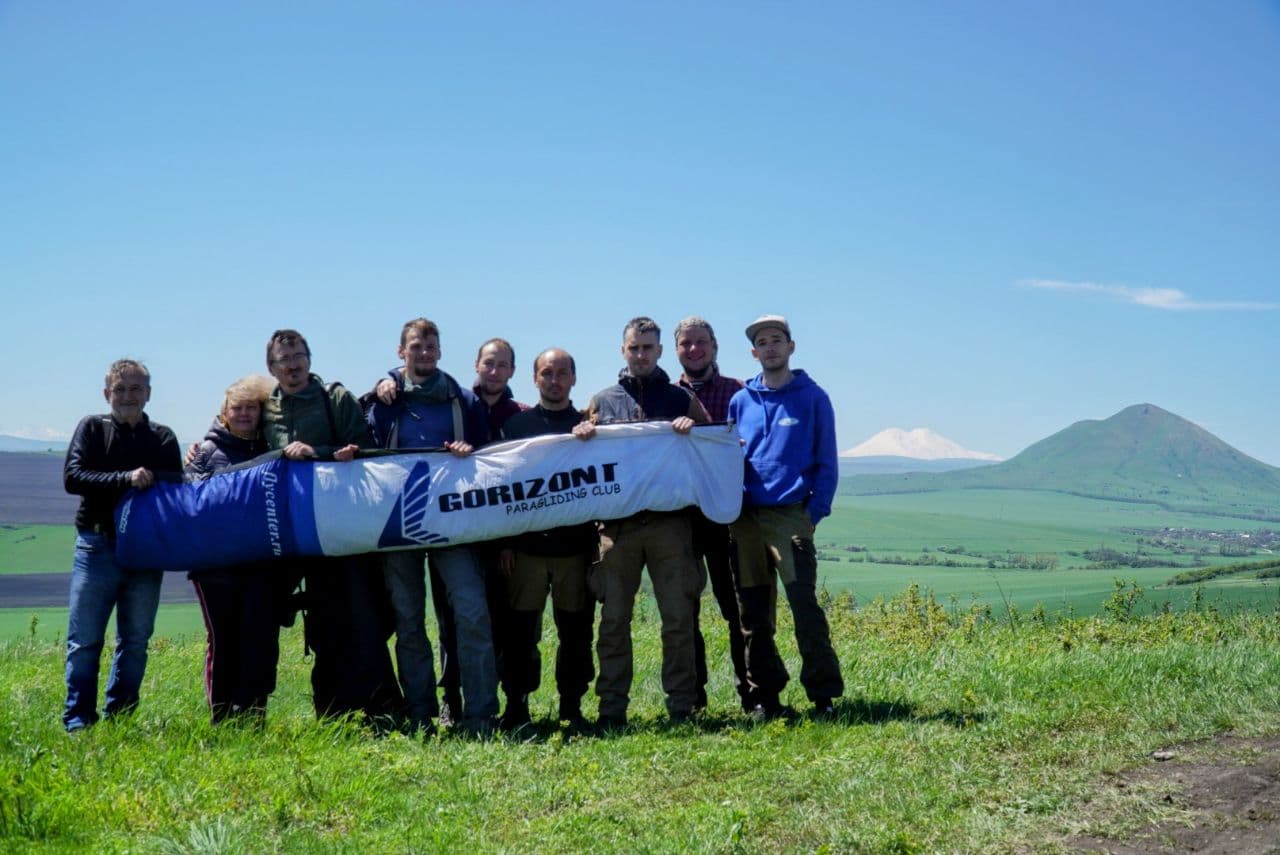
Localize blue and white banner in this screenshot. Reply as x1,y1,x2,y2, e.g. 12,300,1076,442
115,422,743,572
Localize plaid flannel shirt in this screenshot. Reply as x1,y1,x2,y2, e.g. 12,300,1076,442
678,365,743,423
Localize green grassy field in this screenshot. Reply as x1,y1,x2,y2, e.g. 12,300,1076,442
830,489,1275,554
807,490,1280,616
0,604,208,644
4,591,1279,852
813,561,1280,617
0,525,74,575
4,488,1278,632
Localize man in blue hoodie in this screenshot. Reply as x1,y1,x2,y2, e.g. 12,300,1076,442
728,314,843,720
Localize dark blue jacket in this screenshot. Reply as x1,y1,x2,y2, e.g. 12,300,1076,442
366,368,489,450
185,418,269,481
184,418,271,581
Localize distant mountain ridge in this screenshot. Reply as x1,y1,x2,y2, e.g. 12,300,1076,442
843,427,1000,461
845,404,1280,521
839,456,996,475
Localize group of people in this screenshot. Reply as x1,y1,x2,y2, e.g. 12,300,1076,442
61,313,843,737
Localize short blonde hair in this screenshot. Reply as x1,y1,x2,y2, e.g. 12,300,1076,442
221,374,275,415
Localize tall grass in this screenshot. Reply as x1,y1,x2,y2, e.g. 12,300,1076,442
3,587,1279,853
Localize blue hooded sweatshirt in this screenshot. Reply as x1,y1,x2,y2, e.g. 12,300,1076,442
728,369,838,525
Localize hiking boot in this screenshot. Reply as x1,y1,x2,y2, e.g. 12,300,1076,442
499,695,532,732
693,687,709,714
405,714,437,739
594,713,628,734
558,698,590,732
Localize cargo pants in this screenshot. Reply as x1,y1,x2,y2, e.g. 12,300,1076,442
590,511,706,720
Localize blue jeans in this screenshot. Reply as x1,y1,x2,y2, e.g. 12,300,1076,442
382,549,440,727
426,546,498,722
63,532,164,731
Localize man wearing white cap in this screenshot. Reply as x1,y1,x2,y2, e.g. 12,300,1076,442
728,314,843,720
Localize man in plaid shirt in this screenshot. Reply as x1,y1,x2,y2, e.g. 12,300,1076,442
673,316,753,713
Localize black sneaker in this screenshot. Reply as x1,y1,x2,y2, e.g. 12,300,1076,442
594,713,628,733
459,716,498,738
746,699,793,723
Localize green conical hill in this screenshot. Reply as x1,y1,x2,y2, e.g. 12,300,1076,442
847,404,1280,520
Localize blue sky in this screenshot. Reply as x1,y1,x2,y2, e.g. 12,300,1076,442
3,2,1277,463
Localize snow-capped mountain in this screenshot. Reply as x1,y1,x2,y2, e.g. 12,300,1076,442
841,428,1001,461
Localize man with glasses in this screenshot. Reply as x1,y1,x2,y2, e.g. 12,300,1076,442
262,329,404,726
62,359,182,732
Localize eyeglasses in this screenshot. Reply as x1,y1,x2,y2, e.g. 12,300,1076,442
271,353,310,367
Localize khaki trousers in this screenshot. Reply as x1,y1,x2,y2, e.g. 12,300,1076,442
730,504,844,704
590,512,706,718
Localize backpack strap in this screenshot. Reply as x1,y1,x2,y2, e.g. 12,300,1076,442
99,416,116,456
451,397,465,444
322,382,343,445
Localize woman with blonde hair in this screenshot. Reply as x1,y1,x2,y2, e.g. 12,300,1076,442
186,374,282,724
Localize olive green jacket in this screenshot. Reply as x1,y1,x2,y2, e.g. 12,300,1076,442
262,375,372,458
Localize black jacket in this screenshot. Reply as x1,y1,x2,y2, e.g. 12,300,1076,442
500,404,597,557
585,366,703,425
64,413,182,532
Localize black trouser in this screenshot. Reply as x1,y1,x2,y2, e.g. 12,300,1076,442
691,513,752,710
731,533,844,704
504,605,595,705
299,555,405,723
191,565,284,722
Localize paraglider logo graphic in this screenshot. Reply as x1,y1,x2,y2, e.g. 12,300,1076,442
377,460,450,548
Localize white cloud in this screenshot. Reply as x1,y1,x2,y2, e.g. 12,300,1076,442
1,425,72,441
1019,279,1278,312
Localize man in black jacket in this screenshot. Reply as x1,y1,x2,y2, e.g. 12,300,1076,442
62,359,181,732
497,348,596,729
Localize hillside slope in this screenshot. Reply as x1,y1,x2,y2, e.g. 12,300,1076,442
845,404,1280,520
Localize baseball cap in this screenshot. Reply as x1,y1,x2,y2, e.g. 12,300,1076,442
745,314,790,342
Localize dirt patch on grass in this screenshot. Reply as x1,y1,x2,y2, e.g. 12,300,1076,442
1062,734,1280,854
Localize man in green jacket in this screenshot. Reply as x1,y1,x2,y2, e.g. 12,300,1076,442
262,328,404,726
